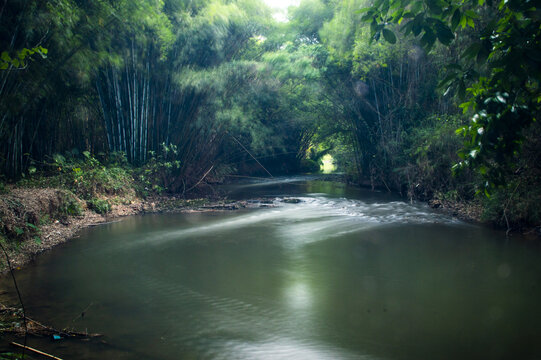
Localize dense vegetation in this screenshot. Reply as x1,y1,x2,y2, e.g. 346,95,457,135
0,0,539,233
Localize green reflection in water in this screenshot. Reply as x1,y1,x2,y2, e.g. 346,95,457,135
0,180,540,360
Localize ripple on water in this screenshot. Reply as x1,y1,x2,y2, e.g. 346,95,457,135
116,196,461,251
129,274,357,359
209,338,377,360
6,179,539,360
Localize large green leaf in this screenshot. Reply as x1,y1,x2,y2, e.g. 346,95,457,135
412,14,424,36
382,28,397,43
421,28,436,49
451,8,461,30
435,23,454,45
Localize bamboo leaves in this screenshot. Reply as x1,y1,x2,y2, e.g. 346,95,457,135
0,47,48,70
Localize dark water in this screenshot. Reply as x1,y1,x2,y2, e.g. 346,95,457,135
2,178,541,359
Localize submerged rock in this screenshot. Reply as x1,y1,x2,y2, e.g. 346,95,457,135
281,198,302,204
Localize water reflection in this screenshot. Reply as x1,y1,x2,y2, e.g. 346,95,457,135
0,179,540,359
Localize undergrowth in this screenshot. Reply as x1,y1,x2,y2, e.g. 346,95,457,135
19,151,136,207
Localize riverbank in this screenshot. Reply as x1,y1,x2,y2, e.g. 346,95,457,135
1,175,536,276
427,198,483,224
0,187,252,274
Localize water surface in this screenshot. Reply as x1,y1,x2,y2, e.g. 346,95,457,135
2,178,541,359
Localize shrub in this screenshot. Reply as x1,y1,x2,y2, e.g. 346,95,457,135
135,143,182,195
16,151,135,200
481,122,541,230
400,114,476,200
69,152,134,199
72,166,134,199
87,198,112,214
482,182,541,230
57,191,83,217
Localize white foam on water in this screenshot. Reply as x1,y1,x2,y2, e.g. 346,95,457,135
273,196,461,248
122,195,461,249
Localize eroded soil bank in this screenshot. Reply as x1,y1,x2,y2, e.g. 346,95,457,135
0,187,250,273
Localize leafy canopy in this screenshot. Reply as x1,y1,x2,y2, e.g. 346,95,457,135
360,0,541,191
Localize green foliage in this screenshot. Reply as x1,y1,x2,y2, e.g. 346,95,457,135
17,150,134,200
1,0,537,233
137,143,182,195
58,191,83,217
0,0,177,178
288,0,334,43
308,146,332,164
401,115,476,200
87,198,112,215
482,184,541,230
0,352,21,360
107,151,130,167
13,227,24,237
25,222,40,233
0,46,48,70
1,215,42,244
479,121,541,228
361,0,541,191
72,165,134,200
38,151,136,200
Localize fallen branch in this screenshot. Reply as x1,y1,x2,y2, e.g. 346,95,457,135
185,165,214,193
26,316,102,338
1,305,102,339
11,342,63,360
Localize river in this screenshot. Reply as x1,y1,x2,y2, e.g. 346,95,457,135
1,177,541,359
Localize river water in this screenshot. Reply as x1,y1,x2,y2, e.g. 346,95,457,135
2,177,541,359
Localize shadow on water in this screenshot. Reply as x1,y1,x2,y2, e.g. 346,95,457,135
1,177,541,359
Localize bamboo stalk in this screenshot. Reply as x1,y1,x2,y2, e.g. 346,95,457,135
11,342,63,360
126,61,133,158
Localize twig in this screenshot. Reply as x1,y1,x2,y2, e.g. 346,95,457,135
501,180,521,237
503,209,511,237
11,342,63,360
4,314,103,338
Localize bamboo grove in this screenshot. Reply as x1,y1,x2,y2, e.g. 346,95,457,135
1,0,539,228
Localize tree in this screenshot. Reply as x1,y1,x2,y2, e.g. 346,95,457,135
360,0,541,191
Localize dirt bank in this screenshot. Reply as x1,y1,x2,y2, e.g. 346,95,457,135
427,198,484,223
0,187,248,274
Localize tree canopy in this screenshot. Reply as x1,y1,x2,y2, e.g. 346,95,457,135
1,0,539,228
